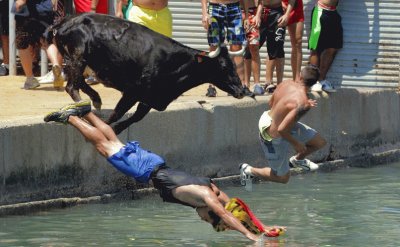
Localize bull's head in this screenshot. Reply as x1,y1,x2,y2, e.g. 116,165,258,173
203,46,249,99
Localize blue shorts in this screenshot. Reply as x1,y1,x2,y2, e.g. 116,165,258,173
260,122,317,176
107,141,166,184
207,2,245,46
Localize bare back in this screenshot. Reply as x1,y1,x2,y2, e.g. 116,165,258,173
267,80,311,138
318,0,339,7
262,0,282,8
133,0,168,10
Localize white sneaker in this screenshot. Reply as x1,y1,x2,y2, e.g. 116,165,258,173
311,82,322,92
289,156,319,171
239,163,253,191
38,68,66,84
320,80,336,93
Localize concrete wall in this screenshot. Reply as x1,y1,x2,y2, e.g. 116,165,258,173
1,89,400,206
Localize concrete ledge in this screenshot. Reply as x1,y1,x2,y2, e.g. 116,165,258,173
1,89,400,208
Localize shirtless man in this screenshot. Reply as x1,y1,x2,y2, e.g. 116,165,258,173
308,0,342,93
240,65,326,184
128,0,172,37
201,0,250,96
43,101,283,242
244,0,294,91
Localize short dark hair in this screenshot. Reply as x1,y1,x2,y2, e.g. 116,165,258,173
301,65,320,87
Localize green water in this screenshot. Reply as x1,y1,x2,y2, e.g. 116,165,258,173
1,163,400,247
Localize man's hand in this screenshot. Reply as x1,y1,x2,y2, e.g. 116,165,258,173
277,14,289,27
15,0,27,12
308,99,317,108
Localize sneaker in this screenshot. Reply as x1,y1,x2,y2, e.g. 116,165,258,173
52,65,64,88
239,163,253,186
22,77,40,89
243,86,253,97
320,80,336,93
265,83,277,94
86,76,99,85
206,85,217,97
289,156,319,171
311,82,322,92
0,63,9,76
44,101,92,123
253,84,265,95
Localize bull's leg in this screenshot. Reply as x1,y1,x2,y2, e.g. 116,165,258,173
106,93,138,124
79,82,102,110
112,103,151,134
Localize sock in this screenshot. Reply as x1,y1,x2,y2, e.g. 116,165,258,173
244,165,253,176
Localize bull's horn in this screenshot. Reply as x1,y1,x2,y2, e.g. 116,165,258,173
208,46,221,58
228,46,246,56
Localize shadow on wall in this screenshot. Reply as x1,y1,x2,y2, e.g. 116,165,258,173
303,0,376,88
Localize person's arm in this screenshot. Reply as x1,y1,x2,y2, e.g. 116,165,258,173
277,103,308,154
115,0,124,18
278,0,295,27
91,0,99,13
254,0,263,27
201,0,210,30
203,190,261,241
15,0,27,12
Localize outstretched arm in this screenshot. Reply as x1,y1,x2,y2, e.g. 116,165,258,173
203,190,261,241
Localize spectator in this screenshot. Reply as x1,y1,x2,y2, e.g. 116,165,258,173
201,0,251,97
0,0,9,76
13,0,64,89
308,0,342,93
245,0,294,93
73,0,108,14
239,65,326,186
128,0,172,38
115,0,133,19
243,0,264,95
283,0,304,82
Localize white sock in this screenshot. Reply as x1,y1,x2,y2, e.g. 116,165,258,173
245,165,253,176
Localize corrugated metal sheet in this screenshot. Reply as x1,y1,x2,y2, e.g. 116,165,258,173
169,0,400,89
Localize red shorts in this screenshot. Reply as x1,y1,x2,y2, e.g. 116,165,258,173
283,0,304,25
74,0,108,14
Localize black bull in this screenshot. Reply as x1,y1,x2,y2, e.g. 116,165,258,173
45,13,251,134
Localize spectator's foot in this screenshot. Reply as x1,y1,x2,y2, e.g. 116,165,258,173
253,83,265,95
22,77,40,90
206,85,217,97
239,163,253,186
0,63,9,76
264,83,277,94
289,156,319,171
320,80,336,93
243,86,253,97
44,101,92,123
52,65,64,89
311,82,322,92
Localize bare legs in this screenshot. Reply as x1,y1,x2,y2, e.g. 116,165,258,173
266,57,284,84
244,45,261,87
288,21,304,82
1,35,9,65
230,44,245,87
309,48,338,81
68,112,124,158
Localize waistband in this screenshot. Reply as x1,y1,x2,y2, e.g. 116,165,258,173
150,163,167,179
209,2,240,7
317,1,337,11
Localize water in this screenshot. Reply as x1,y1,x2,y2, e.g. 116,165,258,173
1,163,400,247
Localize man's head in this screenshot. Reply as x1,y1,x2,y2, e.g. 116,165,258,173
300,65,320,87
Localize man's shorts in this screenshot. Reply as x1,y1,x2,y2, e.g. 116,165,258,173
287,0,304,25
15,14,53,49
244,6,285,60
107,141,166,184
308,5,343,53
128,5,172,38
0,0,9,35
207,2,245,46
259,122,317,176
243,7,260,46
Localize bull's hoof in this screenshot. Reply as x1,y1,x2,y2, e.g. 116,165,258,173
93,101,102,110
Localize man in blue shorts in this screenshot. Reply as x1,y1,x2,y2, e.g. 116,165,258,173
240,65,326,186
43,101,281,242
201,0,252,96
